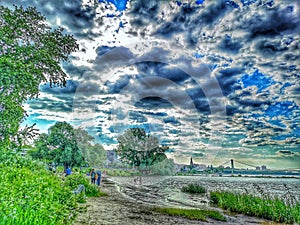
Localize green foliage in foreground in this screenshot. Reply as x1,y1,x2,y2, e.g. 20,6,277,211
181,183,206,194
64,173,108,198
210,191,300,224
0,153,77,225
153,207,226,222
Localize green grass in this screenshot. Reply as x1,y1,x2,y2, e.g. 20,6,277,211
210,191,300,224
181,183,206,194
105,168,141,177
0,153,77,225
152,207,226,222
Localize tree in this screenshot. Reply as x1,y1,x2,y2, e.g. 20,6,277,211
32,122,83,170
74,128,107,167
116,128,168,168
0,5,78,151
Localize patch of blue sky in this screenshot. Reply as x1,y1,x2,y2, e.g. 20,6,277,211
100,0,128,11
272,127,300,140
163,116,181,124
195,0,205,5
176,1,182,6
265,101,299,119
98,133,118,144
287,65,296,73
241,69,275,93
268,119,286,128
208,64,218,71
225,0,239,8
193,52,204,58
279,82,292,94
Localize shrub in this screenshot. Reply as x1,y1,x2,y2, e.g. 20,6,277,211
181,183,206,194
64,173,107,197
0,153,77,225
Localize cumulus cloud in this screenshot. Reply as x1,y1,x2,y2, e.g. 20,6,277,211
9,0,299,168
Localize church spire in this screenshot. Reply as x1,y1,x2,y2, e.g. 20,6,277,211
190,156,193,166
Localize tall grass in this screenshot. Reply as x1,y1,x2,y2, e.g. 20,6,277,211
0,152,77,225
153,207,226,221
210,191,300,224
181,183,206,194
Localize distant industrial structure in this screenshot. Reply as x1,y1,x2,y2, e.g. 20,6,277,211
175,157,299,177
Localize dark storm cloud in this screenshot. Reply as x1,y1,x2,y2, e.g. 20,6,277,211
139,111,168,117
216,68,243,96
128,111,148,123
217,35,243,54
154,1,235,46
129,0,159,27
134,97,173,109
106,75,131,94
62,63,90,79
3,0,96,35
93,46,134,73
244,5,300,38
135,62,189,84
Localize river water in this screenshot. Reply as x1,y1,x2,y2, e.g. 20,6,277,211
110,176,300,209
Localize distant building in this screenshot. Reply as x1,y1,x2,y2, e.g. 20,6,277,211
261,165,267,170
256,166,261,170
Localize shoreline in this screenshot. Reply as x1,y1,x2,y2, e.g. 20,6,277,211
72,178,276,225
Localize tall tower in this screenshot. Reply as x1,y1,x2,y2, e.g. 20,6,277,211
190,157,194,166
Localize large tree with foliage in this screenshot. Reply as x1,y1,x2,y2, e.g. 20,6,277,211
33,122,83,170
116,128,169,168
0,5,78,151
74,128,107,167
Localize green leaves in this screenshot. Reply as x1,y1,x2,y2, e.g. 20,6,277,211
0,5,78,150
32,122,84,169
116,128,169,168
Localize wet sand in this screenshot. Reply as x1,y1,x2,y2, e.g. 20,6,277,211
72,178,276,225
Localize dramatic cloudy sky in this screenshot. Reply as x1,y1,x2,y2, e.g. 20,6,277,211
3,0,300,169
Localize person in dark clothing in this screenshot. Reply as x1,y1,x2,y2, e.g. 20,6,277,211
96,170,101,186
90,168,96,184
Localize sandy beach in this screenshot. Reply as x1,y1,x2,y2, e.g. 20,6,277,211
72,178,280,225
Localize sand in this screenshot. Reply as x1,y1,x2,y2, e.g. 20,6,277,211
72,178,279,225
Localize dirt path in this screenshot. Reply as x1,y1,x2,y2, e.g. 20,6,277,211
72,178,275,225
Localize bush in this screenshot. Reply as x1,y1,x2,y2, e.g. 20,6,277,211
0,153,77,225
64,173,107,197
181,183,206,194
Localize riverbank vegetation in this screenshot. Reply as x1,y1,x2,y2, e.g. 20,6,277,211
0,153,77,225
152,207,226,222
210,191,300,224
181,183,206,194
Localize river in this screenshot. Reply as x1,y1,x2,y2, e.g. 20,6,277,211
110,175,300,209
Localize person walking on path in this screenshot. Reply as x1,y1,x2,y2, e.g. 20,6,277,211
90,168,96,184
96,170,102,186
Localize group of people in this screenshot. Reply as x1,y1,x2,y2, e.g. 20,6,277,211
63,167,103,186
89,168,102,186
